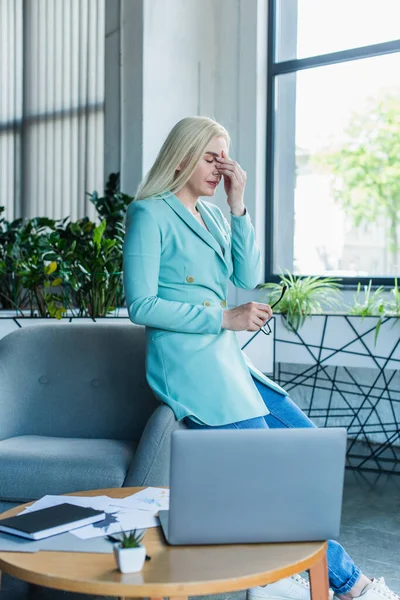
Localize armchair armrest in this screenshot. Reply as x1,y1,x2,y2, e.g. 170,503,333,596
123,404,187,487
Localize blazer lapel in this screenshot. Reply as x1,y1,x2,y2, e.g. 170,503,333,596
197,201,230,258
160,192,226,264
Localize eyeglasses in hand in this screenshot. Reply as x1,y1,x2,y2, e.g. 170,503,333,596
260,285,287,336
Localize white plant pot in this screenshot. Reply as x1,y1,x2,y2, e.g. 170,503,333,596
113,544,146,574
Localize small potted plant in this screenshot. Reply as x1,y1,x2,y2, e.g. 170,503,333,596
113,529,146,574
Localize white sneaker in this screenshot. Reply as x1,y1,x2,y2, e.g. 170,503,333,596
247,574,334,600
351,578,400,600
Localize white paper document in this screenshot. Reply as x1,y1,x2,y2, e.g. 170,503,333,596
109,487,170,512
70,509,158,539
19,488,165,540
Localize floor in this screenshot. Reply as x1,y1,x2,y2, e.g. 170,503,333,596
1,469,400,600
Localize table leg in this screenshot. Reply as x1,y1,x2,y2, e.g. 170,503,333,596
309,552,329,600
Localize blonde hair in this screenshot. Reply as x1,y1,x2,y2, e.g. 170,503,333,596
134,116,230,201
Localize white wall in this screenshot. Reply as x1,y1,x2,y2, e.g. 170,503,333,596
142,0,217,174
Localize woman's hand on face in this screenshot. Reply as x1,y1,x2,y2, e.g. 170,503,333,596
215,150,247,215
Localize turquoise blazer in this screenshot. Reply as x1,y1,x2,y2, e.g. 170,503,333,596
123,191,287,426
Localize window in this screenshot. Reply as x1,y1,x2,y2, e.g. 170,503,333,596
0,0,105,222
267,0,400,283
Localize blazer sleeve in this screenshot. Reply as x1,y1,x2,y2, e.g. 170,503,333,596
217,206,263,290
123,201,224,334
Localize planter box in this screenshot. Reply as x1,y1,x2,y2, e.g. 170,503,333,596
274,313,400,371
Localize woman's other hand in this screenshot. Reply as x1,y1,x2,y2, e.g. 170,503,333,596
222,302,273,332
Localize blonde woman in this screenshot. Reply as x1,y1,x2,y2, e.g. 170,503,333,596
123,116,397,600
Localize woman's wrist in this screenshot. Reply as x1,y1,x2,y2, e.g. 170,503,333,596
230,204,246,216
221,309,230,329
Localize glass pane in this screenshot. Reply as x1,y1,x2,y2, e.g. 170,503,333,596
275,0,400,62
273,52,400,278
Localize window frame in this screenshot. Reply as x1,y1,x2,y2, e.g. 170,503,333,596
265,0,400,287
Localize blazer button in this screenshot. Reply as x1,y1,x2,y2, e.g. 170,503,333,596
203,300,211,307
220,300,227,308
186,275,195,283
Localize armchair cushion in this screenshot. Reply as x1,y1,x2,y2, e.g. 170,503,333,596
0,436,136,503
0,324,159,441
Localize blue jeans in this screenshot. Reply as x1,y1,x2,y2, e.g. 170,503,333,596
184,376,361,595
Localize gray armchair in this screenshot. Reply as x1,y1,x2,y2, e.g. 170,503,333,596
0,323,185,514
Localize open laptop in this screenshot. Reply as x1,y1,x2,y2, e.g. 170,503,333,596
158,428,347,545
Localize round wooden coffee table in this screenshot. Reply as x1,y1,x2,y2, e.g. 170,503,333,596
0,487,329,600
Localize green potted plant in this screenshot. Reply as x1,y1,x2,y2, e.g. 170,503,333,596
113,529,146,574
258,270,342,332
0,210,57,315
45,217,125,318
0,173,132,319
